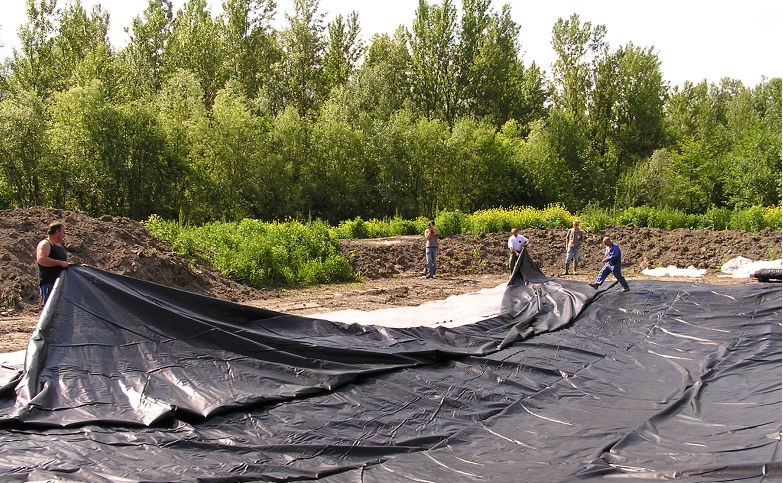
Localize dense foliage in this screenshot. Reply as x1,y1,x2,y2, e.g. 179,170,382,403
144,205,779,287
143,214,353,286
1,0,780,224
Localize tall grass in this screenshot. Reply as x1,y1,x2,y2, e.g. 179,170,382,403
144,204,779,288
333,205,779,238
333,205,577,239
333,216,426,239
143,215,353,287
581,205,781,233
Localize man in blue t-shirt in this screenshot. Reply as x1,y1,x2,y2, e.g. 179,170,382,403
589,236,630,292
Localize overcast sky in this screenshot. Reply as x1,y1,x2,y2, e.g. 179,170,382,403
1,0,780,88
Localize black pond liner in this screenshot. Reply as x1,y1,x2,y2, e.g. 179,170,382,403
0,250,779,482
753,268,782,283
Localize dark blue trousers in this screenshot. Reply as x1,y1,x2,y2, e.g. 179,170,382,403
595,262,630,290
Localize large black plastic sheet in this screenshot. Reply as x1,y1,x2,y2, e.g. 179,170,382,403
0,250,779,482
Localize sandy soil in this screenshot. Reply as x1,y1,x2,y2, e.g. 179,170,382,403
1,207,780,353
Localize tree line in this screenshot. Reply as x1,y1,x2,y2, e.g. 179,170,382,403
0,0,780,224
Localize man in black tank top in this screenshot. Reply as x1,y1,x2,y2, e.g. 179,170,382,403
36,222,70,305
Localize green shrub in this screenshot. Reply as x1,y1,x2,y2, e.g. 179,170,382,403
468,208,512,233
541,204,574,228
388,217,420,236
435,210,468,237
763,206,782,230
143,216,355,288
580,203,614,232
647,208,696,230
730,205,766,232
700,207,732,230
617,206,653,227
336,216,369,239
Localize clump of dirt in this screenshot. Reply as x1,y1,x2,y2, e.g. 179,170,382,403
0,207,259,317
340,227,782,279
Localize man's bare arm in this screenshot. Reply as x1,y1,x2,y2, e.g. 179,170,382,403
36,240,68,268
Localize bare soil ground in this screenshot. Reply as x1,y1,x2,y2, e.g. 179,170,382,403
1,207,780,353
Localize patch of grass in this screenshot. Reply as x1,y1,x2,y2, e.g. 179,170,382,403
143,216,355,288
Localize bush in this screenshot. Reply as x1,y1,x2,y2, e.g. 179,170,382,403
143,216,355,288
579,203,614,232
699,207,732,230
468,208,512,233
763,206,782,230
387,217,421,236
541,204,574,228
730,205,766,232
435,210,468,237
617,206,653,227
336,216,369,239
647,208,696,230
464,206,572,233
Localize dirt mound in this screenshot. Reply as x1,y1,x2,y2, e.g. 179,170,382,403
0,207,259,316
340,226,782,279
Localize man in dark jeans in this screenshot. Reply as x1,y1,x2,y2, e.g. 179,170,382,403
589,236,630,292
36,222,70,305
424,220,440,278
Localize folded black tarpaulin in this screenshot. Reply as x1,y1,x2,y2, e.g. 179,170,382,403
0,250,779,482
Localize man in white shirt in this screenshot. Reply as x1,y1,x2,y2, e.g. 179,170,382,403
507,228,529,273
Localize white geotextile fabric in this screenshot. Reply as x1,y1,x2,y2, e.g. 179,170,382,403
720,257,783,278
315,282,507,328
0,350,24,368
642,265,707,278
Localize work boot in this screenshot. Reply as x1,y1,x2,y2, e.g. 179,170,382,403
573,263,578,275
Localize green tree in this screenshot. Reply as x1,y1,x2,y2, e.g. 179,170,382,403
115,99,183,218
46,80,175,217
52,0,113,92
322,12,363,94
591,42,666,183
349,28,412,122
466,5,547,129
8,0,59,97
265,106,311,217
442,117,513,211
550,13,607,126
156,69,211,221
615,148,676,208
220,0,280,99
665,80,731,155
454,0,490,116
120,0,174,97
515,119,573,207
0,90,48,206
276,0,327,117
665,136,721,213
305,99,369,221
724,122,781,207
366,109,449,217
410,0,459,124
167,0,227,105
206,80,267,219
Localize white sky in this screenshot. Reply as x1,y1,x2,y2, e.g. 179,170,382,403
0,0,780,87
